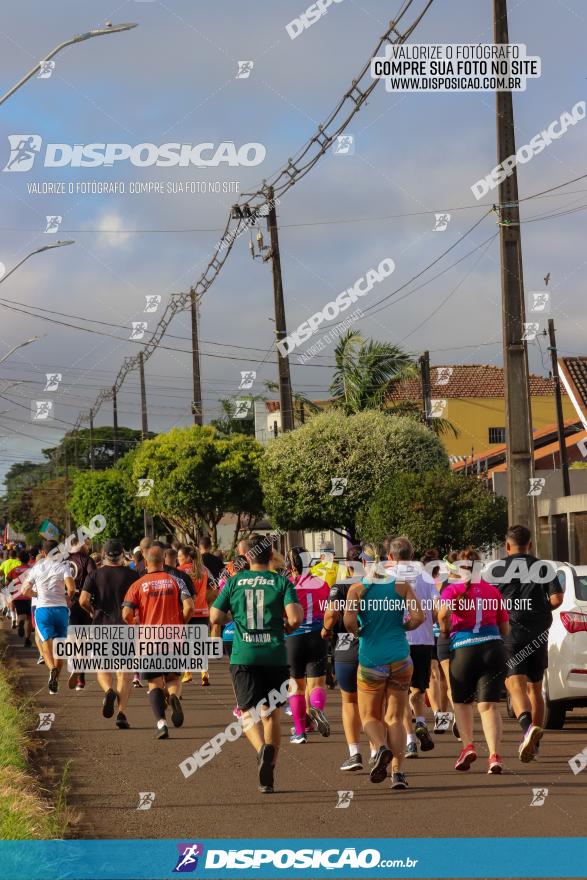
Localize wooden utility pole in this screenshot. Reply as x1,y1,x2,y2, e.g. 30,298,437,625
548,319,571,496
139,352,154,538
190,288,203,426
494,0,535,528
89,409,95,470
420,351,432,428
266,186,294,433
112,385,119,463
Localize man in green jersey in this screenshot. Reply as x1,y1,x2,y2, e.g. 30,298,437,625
210,533,303,793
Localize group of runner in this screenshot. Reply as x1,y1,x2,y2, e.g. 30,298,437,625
0,523,563,794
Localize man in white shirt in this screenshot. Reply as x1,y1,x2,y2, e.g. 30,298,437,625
22,540,76,694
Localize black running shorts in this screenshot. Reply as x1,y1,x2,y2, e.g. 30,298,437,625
504,638,548,683
436,633,451,663
230,664,290,712
409,644,433,692
449,639,506,704
286,630,328,679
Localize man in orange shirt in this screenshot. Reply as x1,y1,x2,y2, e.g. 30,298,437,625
122,545,194,739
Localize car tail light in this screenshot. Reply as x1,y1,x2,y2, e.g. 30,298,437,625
570,669,587,675
561,612,587,634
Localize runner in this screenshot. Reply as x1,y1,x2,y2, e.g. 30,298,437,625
210,533,303,794
322,545,364,770
21,541,76,694
79,539,139,730
6,550,35,647
1,549,20,628
66,537,96,691
488,524,564,762
380,540,438,759
344,537,425,791
199,535,224,582
284,547,331,744
438,548,510,773
122,545,194,738
310,540,339,588
177,545,216,687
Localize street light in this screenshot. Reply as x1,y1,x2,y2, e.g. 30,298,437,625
0,337,41,367
0,23,138,107
0,240,75,285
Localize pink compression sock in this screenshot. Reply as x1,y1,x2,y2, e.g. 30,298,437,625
289,694,307,735
310,686,327,712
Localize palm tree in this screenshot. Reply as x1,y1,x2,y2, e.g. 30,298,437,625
329,330,458,438
330,330,417,415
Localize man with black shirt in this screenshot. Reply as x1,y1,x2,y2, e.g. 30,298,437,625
67,538,96,691
199,535,223,582
80,540,138,729
488,524,563,762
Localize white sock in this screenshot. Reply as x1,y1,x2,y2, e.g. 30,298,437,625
157,718,167,729
348,743,360,757
370,747,377,758
416,716,426,725
407,733,417,745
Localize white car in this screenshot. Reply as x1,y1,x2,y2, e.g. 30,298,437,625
543,564,587,728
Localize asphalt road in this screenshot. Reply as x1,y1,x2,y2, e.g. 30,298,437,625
5,622,587,841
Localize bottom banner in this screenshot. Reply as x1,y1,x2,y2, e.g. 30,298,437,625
0,838,583,879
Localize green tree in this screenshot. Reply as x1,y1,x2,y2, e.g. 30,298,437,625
260,409,449,538
131,426,264,546
357,471,508,556
43,427,148,472
68,468,143,546
209,398,256,437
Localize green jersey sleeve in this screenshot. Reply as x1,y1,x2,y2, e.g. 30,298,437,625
212,581,231,613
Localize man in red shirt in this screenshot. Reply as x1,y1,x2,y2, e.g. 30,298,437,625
122,545,194,739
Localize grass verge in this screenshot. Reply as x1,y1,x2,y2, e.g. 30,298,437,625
0,658,69,839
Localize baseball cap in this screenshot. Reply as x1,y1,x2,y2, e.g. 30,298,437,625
103,539,124,559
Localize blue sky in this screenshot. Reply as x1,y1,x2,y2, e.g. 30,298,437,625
0,0,585,485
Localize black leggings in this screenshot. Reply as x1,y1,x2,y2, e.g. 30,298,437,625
449,640,506,704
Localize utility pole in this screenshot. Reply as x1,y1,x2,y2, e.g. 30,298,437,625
112,385,119,464
89,409,95,470
420,351,432,428
494,0,535,529
547,319,571,496
190,288,203,426
63,445,71,534
266,185,294,433
139,352,154,538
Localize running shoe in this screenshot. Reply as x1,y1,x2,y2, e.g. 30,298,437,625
290,733,307,745
68,672,78,690
232,707,242,718
116,712,130,730
340,754,363,771
391,771,409,790
433,711,452,734
11,619,17,629
156,720,169,739
257,743,275,791
284,705,293,716
132,677,143,688
370,746,393,783
23,638,32,648
36,655,45,666
170,694,184,728
405,742,418,759
452,718,461,741
415,721,435,752
455,743,477,771
309,706,330,738
519,724,543,763
488,754,503,774
17,620,25,638
48,668,59,695
201,671,210,687
75,678,85,691
181,672,192,684
102,688,117,719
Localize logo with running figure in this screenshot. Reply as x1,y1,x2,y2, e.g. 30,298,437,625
173,843,204,873
4,135,42,172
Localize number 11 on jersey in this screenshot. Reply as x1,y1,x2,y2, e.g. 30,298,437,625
245,589,265,629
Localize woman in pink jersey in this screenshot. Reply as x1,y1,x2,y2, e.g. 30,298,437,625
285,547,332,744
438,548,509,774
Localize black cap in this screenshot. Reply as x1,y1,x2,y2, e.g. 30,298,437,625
103,539,124,559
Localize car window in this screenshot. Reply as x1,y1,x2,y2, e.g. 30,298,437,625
575,576,587,602
556,571,567,593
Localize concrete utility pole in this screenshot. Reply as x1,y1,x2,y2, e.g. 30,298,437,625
266,186,294,433
547,319,571,496
139,352,154,538
89,409,95,470
494,0,535,529
190,288,203,425
420,351,432,428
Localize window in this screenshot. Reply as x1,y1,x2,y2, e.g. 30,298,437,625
488,427,506,444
